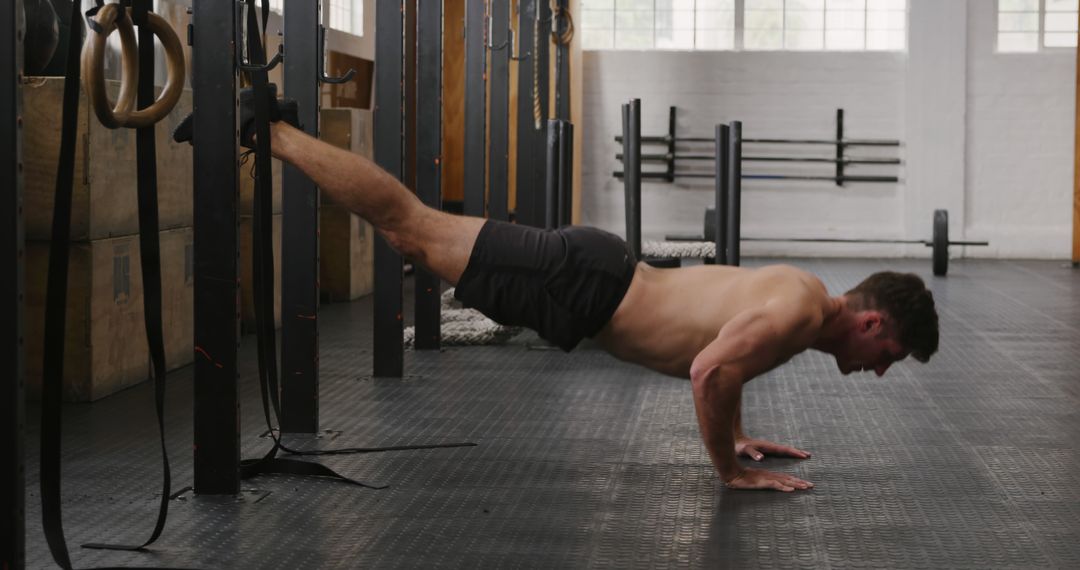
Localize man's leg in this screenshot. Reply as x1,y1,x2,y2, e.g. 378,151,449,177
269,122,484,285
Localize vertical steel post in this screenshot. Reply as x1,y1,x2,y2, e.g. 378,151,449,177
544,120,560,230
414,0,443,351
464,0,487,217
373,0,406,377
714,124,729,265
835,108,844,186
2,0,25,564
625,99,642,260
727,121,742,267
553,0,570,120
280,0,321,433
529,0,551,227
666,106,676,183
192,0,241,494
488,0,509,221
557,121,573,227
515,0,537,226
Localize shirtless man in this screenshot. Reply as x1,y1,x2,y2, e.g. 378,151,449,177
177,97,939,492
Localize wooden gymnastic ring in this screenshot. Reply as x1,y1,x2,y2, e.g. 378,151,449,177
81,4,187,130
81,3,138,129
122,9,186,129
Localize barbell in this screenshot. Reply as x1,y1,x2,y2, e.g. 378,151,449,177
693,209,987,276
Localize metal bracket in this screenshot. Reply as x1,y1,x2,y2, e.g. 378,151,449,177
234,1,283,73
318,25,355,84
487,14,528,61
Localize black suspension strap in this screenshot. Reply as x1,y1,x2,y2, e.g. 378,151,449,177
39,1,85,565
41,0,187,567
236,0,475,488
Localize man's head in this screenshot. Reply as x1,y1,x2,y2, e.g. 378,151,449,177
836,271,939,376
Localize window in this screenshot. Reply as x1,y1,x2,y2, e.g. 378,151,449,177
266,0,364,36
998,0,1078,52
581,0,906,51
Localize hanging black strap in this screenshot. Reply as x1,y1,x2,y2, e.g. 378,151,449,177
236,0,474,488
39,1,86,566
82,0,174,550
236,0,388,490
40,1,188,567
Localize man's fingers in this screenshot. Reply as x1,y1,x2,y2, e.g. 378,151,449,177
770,480,795,492
759,442,811,458
744,446,763,461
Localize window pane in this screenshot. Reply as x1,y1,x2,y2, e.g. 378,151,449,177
583,29,615,49
828,10,867,30
997,31,1039,51
617,0,654,9
616,10,655,29
828,0,866,9
582,10,615,29
698,0,735,8
1044,12,1078,31
786,29,825,49
867,10,906,30
745,10,784,29
827,29,865,49
787,11,825,30
745,29,784,49
1045,31,1078,46
697,10,736,28
656,0,697,9
582,0,616,8
657,10,696,28
867,29,904,49
788,0,826,9
1046,0,1079,11
697,30,736,49
657,28,696,48
616,29,655,48
999,12,1039,31
998,0,1038,10
747,0,784,10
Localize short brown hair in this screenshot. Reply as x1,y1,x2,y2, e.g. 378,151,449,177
845,271,939,363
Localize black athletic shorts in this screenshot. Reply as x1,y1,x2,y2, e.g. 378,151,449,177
454,220,637,351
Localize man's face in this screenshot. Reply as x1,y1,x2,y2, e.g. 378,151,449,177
835,311,909,377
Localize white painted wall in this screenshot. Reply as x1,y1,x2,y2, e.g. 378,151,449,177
581,0,1076,260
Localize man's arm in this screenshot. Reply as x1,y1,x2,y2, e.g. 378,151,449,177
690,302,817,491
733,398,812,462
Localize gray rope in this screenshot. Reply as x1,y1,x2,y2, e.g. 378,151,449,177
404,288,522,348
642,240,716,259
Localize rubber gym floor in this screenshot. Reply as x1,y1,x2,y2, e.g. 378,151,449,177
21,257,1080,569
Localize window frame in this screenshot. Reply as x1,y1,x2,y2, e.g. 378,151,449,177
581,0,907,53
996,0,1079,53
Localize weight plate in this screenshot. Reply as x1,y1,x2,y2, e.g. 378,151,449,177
703,208,717,242
645,257,682,269
932,209,948,276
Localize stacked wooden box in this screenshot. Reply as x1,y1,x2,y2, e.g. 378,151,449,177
22,78,193,401
319,108,375,303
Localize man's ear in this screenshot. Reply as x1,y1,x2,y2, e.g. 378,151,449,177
860,311,885,334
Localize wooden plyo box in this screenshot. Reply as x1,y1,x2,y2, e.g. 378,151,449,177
24,227,194,402
22,78,194,240
321,204,374,302
319,108,374,302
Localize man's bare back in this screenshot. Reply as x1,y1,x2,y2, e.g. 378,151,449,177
597,264,837,378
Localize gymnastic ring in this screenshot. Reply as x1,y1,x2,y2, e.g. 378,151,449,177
83,4,187,129
122,8,186,128
81,3,138,129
